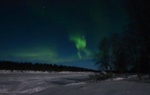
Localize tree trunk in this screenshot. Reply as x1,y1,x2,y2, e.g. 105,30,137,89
137,63,142,80
138,73,142,80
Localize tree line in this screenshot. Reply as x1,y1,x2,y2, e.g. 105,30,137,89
0,61,95,72
94,0,150,80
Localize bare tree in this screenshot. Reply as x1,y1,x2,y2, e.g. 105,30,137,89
126,0,150,79
94,37,110,71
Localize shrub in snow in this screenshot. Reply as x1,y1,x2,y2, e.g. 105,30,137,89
88,72,112,82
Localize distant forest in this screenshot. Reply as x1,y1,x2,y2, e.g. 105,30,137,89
0,61,95,72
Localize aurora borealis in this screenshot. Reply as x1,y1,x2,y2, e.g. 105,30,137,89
69,33,90,59
0,0,129,69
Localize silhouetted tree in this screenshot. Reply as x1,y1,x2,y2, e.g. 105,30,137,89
126,0,150,79
111,33,127,74
94,37,110,71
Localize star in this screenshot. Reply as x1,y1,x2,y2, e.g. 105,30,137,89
42,6,46,9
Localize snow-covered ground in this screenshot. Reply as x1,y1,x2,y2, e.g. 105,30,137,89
0,71,150,95
0,71,91,95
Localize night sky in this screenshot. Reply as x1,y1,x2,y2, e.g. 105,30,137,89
0,0,129,69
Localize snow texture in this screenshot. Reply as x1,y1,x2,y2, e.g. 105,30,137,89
0,71,150,95
0,71,90,95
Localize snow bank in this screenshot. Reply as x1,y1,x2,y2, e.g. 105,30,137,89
0,70,49,74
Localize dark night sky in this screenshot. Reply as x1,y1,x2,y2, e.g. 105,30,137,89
0,0,129,69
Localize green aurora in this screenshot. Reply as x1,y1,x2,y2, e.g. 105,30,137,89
0,0,129,69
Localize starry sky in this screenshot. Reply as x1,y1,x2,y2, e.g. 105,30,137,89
0,0,129,69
